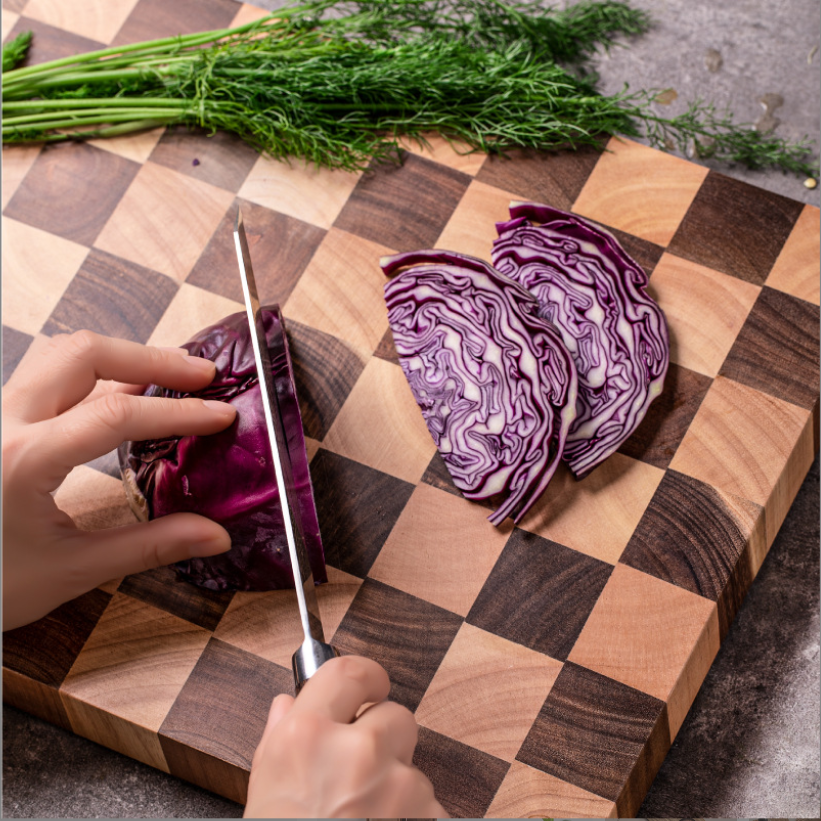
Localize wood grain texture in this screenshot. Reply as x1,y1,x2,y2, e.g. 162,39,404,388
415,623,562,761
5,15,104,64
188,197,326,306
334,152,471,252
517,661,669,815
22,0,139,43
285,319,369,440
3,668,72,731
322,355,437,484
618,362,714,470
719,285,820,413
765,204,821,305
399,132,487,176
667,171,804,285
94,161,235,281
476,142,604,213
620,469,763,638
283,227,393,354
412,726,510,819
648,252,762,378
369,483,512,617
572,137,708,246
310,448,415,578
485,761,618,818
466,529,613,661
43,247,178,343
150,126,262,193
4,142,140,247
1,144,41,209
1,324,32,384
159,638,292,805
567,563,720,741
333,579,463,713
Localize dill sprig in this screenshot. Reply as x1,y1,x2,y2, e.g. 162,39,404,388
1,0,817,178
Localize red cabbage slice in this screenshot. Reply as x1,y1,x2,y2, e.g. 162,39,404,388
492,202,669,478
118,306,327,591
381,249,578,526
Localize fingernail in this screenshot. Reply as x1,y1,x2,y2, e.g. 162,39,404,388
185,355,215,373
158,346,188,356
194,536,232,557
202,399,236,416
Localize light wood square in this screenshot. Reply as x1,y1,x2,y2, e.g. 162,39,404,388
88,127,165,164
214,566,361,668
53,465,133,532
238,153,362,230
2,9,19,40
146,282,243,348
572,137,709,247
765,204,820,306
518,454,665,565
95,161,234,281
2,144,40,209
398,133,486,176
322,356,437,484
415,623,561,760
568,563,719,741
282,228,393,354
435,178,519,262
24,0,140,43
485,760,618,818
648,252,761,377
229,3,272,27
62,593,211,732
369,484,511,617
669,376,814,546
1,216,88,335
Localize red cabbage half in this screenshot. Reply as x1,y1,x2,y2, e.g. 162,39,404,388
492,202,669,478
381,249,578,526
119,306,327,591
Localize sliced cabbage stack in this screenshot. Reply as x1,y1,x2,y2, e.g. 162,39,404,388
119,306,327,592
381,249,578,526
492,202,669,478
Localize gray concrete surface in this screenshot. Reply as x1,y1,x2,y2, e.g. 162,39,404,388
3,0,819,817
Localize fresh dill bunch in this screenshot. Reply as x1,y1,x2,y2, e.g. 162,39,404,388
2,31,32,72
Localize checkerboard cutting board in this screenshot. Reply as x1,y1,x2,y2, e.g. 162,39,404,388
2,0,819,816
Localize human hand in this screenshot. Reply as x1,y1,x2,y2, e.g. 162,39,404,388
2,330,237,631
244,655,447,819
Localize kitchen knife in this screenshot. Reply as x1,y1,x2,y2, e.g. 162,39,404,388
233,207,338,694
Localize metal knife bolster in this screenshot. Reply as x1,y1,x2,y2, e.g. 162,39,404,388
233,208,337,691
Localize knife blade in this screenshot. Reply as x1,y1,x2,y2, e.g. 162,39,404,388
233,207,338,693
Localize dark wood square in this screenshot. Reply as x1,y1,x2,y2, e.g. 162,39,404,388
3,142,140,247
332,579,463,712
188,198,325,306
2,588,111,686
159,638,292,770
2,325,32,385
334,152,471,252
719,286,820,412
413,726,510,818
517,661,669,810
621,469,757,637
118,566,236,632
420,451,496,511
149,127,261,193
618,362,714,469
310,448,415,578
467,529,613,661
603,223,665,278
285,319,368,440
372,326,399,365
667,171,804,286
42,248,178,343
3,0,29,14
3,17,103,66
476,142,605,212
112,0,239,47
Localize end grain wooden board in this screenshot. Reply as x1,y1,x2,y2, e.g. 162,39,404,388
2,1,820,816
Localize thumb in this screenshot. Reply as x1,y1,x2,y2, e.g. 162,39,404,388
76,512,231,585
266,693,296,734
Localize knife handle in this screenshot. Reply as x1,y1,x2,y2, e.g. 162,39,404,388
292,637,340,694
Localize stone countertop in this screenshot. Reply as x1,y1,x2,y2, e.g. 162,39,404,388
2,0,819,817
